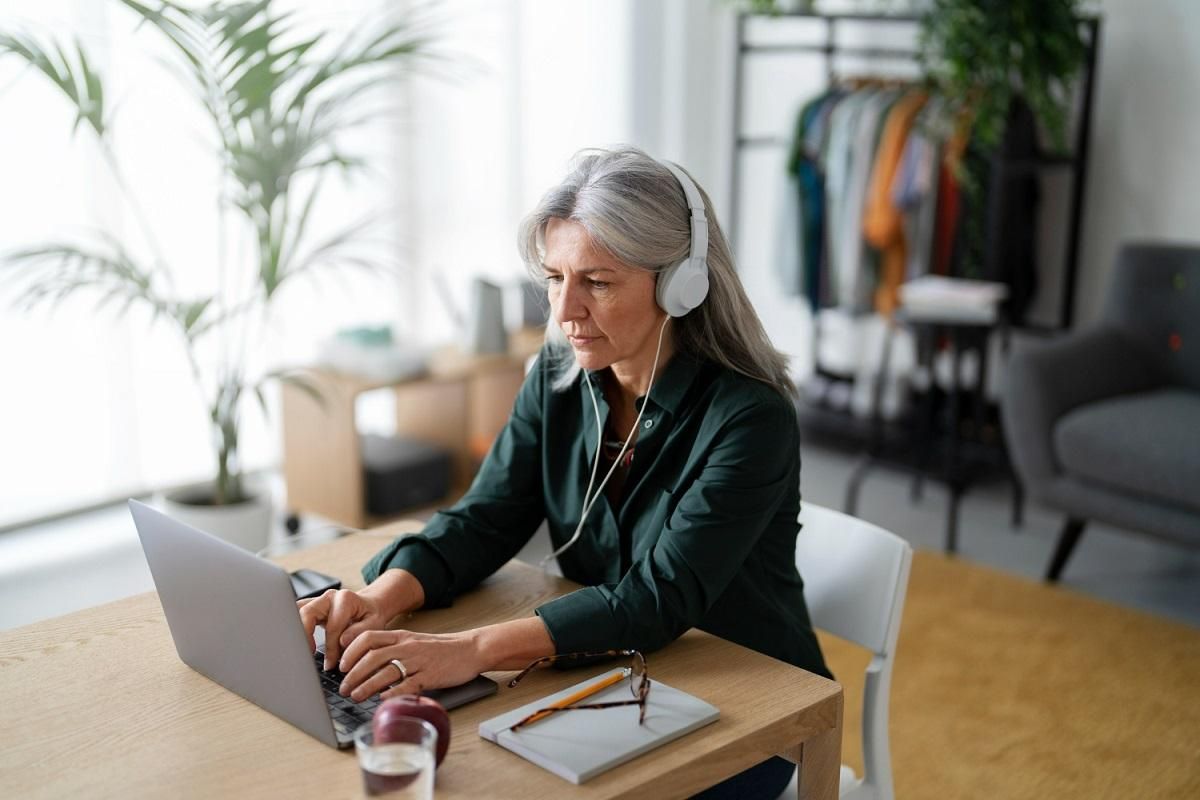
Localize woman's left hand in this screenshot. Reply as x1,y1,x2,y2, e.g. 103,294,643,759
337,628,486,702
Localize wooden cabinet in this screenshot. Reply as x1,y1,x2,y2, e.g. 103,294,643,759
281,329,543,529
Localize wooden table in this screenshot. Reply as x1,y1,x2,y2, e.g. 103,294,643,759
0,524,842,799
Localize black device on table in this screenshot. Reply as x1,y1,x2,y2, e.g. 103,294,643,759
290,568,342,600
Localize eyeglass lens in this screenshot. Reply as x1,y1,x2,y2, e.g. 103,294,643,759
629,653,646,698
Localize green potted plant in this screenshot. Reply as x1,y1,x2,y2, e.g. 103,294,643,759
1,1,429,549
918,0,1089,150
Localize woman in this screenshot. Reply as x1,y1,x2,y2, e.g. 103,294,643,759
299,146,829,797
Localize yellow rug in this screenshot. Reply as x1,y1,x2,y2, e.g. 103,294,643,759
818,551,1200,799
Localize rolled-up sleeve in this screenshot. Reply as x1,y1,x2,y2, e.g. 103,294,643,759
535,397,797,654
361,357,548,606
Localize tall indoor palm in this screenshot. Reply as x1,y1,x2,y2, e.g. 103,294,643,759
1,1,429,508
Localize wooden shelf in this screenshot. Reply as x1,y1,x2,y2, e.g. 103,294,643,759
281,328,543,529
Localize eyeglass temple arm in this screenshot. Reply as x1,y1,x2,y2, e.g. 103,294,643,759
507,657,552,688
507,650,637,688
508,699,645,732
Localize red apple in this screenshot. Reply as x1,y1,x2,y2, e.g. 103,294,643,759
373,695,451,767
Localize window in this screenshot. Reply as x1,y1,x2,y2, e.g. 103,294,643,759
0,0,635,527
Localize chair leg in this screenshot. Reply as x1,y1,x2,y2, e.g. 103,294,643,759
1046,517,1087,582
844,455,872,516
1010,477,1024,529
945,487,961,554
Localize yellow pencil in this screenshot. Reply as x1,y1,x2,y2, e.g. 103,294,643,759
520,670,627,728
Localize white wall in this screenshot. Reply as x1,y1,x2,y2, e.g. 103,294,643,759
628,1,736,230
401,0,635,347
1075,0,1200,323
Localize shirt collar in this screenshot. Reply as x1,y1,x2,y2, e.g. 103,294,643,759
582,349,704,418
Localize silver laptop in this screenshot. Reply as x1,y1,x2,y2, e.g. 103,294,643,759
128,499,497,749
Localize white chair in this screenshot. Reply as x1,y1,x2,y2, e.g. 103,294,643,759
779,503,913,800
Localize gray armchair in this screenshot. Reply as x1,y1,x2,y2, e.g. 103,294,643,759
1002,242,1200,581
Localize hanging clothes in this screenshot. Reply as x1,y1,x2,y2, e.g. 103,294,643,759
892,96,946,284
803,91,844,306
931,122,969,277
819,89,872,309
985,94,1041,324
946,95,1040,323
776,80,1048,422
862,89,929,315
776,96,825,298
779,89,843,307
827,88,901,312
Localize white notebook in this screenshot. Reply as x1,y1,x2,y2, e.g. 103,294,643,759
478,668,720,784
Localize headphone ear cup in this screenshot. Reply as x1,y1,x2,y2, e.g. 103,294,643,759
656,261,679,316
657,257,709,317
681,257,710,308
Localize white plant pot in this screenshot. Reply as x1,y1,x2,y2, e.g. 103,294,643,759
161,483,274,554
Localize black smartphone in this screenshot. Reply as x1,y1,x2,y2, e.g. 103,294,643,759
290,568,342,600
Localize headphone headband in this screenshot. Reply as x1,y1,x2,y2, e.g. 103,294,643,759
659,161,709,264
656,159,710,317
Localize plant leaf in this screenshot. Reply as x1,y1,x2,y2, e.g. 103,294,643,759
262,369,327,410
276,214,388,292
0,238,221,343
253,385,270,418
0,32,108,139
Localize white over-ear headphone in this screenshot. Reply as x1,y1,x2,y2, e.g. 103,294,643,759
655,161,710,317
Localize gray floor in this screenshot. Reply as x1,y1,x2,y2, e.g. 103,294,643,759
2,442,1197,632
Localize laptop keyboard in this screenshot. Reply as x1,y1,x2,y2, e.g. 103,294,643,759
314,650,381,737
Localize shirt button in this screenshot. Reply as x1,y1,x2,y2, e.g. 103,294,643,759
644,419,653,429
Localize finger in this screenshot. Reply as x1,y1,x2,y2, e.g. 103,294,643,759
354,655,420,703
296,595,329,653
340,630,402,698
380,676,425,701
357,660,414,702
339,617,387,650
321,591,360,669
296,598,314,651
339,628,393,676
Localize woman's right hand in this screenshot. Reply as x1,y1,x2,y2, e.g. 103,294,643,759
298,569,426,670
298,589,392,670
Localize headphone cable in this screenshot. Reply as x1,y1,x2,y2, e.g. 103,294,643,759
540,315,671,567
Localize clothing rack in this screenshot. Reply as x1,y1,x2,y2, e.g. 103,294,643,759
728,9,1101,330
729,10,1102,546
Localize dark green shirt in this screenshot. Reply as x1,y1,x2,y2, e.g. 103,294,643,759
362,346,830,679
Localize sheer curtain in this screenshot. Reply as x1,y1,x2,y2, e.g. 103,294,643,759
0,0,635,527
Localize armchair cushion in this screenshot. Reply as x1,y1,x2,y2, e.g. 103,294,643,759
1001,327,1166,494
1054,389,1200,514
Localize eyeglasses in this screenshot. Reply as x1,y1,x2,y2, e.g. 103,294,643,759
506,649,650,732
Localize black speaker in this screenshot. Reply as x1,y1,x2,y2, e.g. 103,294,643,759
360,434,453,516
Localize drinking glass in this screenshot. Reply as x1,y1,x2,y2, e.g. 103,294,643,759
353,718,437,799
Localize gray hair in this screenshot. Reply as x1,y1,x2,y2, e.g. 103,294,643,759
517,145,794,397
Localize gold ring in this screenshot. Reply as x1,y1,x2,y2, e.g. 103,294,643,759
389,658,408,684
